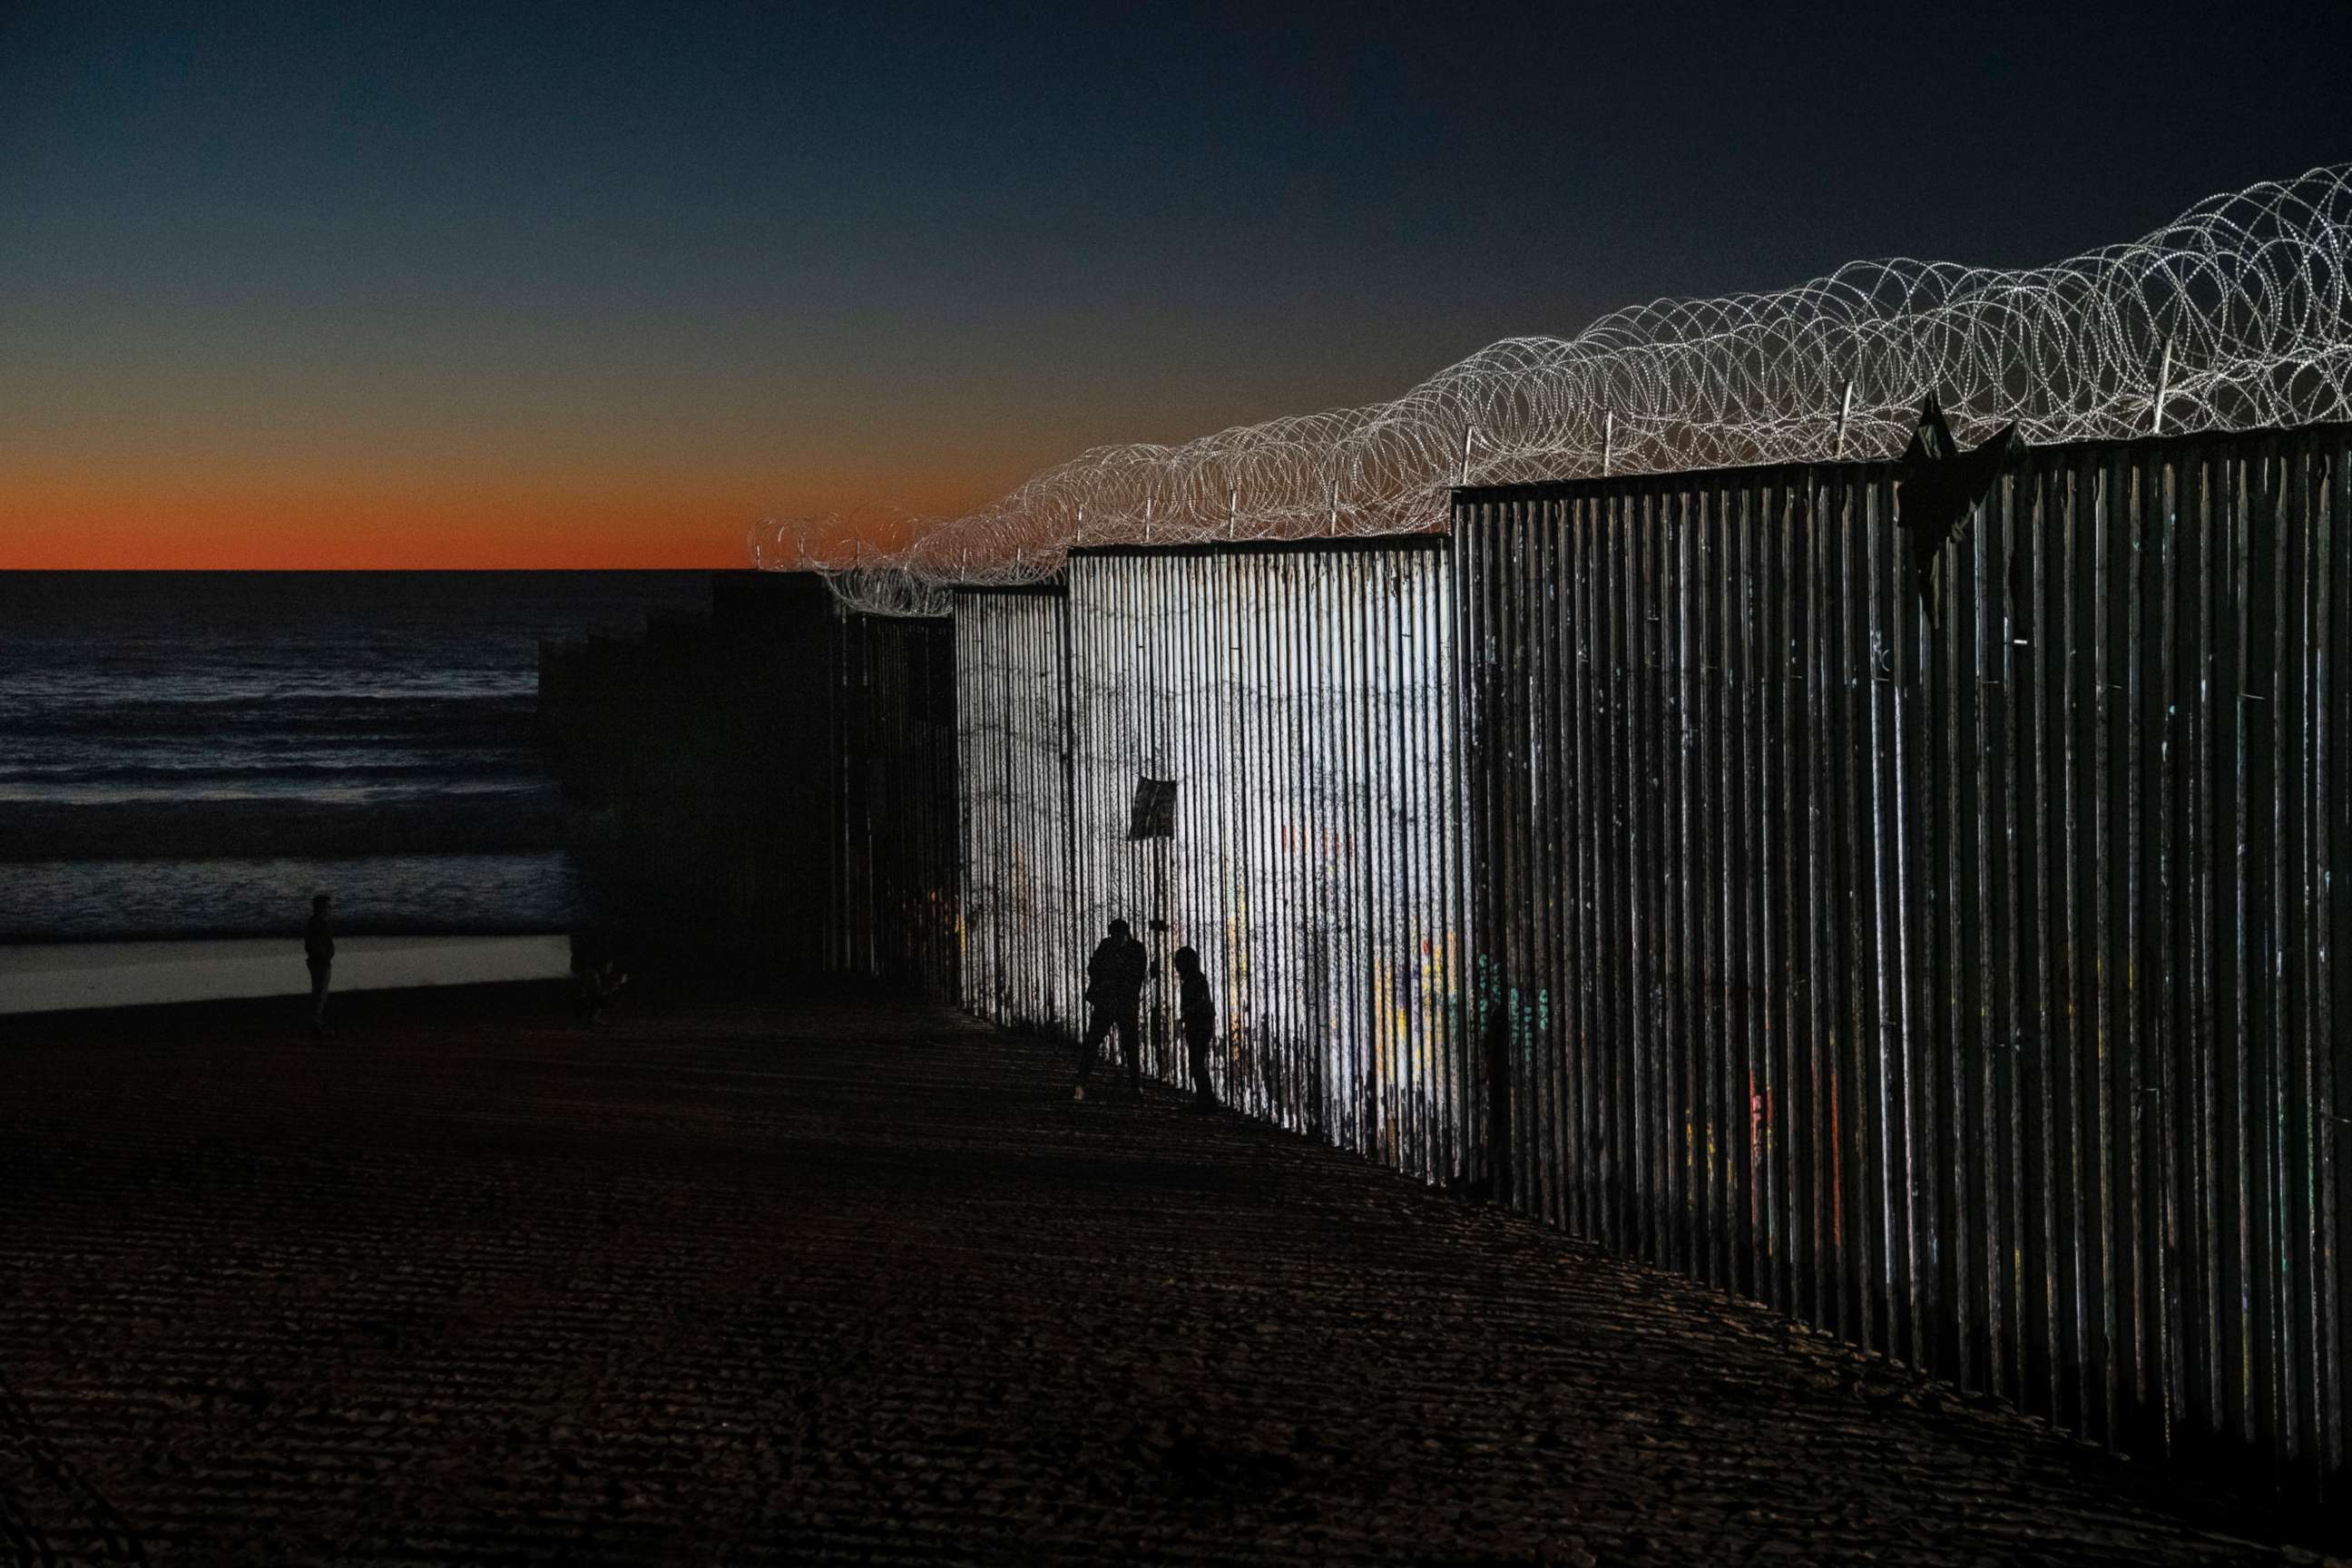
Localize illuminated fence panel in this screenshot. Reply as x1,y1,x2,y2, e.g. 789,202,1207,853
1455,423,2351,1507
1058,543,1474,1178
829,611,958,995
954,586,1083,1033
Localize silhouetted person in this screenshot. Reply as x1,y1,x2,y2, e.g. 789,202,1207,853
574,958,630,1024
1173,945,1216,1109
304,893,334,1034
1076,917,1150,1101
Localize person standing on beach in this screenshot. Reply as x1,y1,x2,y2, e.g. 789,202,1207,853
1075,917,1150,1101
1173,946,1217,1110
304,893,335,1034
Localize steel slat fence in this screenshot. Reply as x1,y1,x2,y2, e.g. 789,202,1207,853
955,585,1083,1032
917,423,2347,1512
828,610,959,994
1063,544,1469,1165
1454,423,2350,1508
948,544,1472,1175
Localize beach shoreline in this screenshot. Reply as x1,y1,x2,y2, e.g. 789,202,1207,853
0,933,576,1017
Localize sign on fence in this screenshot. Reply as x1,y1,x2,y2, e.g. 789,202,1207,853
1127,777,1177,839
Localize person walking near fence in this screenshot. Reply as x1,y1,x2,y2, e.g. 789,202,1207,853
1075,917,1150,1101
1173,945,1217,1110
304,893,335,1034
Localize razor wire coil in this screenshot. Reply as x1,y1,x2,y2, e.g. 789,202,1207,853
752,163,2352,617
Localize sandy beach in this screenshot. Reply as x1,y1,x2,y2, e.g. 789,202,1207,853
0,986,2293,1563
0,933,574,1015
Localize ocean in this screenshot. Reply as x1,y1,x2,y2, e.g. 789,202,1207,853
0,571,711,943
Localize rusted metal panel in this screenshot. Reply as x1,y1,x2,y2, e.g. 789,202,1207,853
1455,422,2352,1513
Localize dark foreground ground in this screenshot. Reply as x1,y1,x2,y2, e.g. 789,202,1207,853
0,986,2316,1565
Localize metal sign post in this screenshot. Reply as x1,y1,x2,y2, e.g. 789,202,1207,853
1129,776,1177,1072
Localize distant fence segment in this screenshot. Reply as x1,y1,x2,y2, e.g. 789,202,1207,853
1453,422,2350,1505
539,572,848,983
829,612,959,995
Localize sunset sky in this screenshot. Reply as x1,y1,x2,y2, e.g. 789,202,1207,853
5,1,2347,569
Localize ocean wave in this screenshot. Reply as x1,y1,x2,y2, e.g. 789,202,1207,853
0,756,539,787
0,850,586,942
0,692,538,740
0,796,579,863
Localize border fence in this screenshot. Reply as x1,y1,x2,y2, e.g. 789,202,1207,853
948,544,1471,1167
1453,421,2350,1504
813,417,2349,1515
828,611,960,995
955,583,1082,1033
1058,542,1468,1168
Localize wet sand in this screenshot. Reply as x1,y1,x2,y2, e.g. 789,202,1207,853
0,934,574,1015
0,989,2296,1564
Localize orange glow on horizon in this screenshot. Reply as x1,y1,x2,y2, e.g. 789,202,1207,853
0,469,1010,571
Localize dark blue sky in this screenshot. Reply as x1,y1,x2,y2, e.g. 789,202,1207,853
5,0,2347,564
